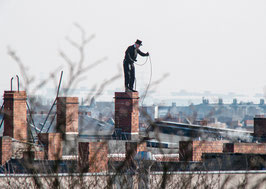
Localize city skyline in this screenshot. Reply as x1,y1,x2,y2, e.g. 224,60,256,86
0,86,264,106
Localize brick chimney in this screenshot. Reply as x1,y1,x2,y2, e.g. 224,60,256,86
56,97,79,134
3,91,28,142
78,142,108,173
0,136,12,165
38,133,62,160
115,92,139,140
254,117,266,139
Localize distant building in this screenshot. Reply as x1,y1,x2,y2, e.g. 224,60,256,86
141,105,158,121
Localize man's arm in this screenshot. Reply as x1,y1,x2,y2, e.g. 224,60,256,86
137,49,149,56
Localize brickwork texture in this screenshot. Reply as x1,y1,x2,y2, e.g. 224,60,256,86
223,143,266,154
38,133,62,160
57,97,79,133
115,92,139,134
3,91,27,142
0,136,12,165
78,142,108,173
179,140,228,161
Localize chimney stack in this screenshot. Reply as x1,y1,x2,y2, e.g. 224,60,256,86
56,97,79,134
3,91,28,142
115,92,139,140
78,142,108,172
254,117,266,140
38,133,62,160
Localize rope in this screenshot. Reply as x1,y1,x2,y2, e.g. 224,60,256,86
141,55,152,106
135,55,153,107
134,57,148,90
134,56,149,66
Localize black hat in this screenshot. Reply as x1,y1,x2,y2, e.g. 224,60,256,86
135,39,142,46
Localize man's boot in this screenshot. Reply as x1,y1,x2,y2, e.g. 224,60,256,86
130,88,137,92
125,87,132,92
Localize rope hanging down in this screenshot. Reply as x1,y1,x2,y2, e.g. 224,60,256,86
134,55,153,106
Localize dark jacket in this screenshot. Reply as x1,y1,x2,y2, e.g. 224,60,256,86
124,45,148,64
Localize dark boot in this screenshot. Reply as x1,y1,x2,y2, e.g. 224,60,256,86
129,88,137,92
125,87,132,92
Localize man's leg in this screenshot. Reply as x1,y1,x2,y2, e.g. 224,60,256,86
129,64,135,91
123,62,130,91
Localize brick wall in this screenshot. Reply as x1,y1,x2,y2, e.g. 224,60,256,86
0,136,12,165
57,97,79,133
38,133,62,160
115,92,139,134
3,91,27,142
78,142,108,173
179,140,228,161
224,143,266,154
254,117,266,138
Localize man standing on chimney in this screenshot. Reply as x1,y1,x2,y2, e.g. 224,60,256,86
123,39,149,92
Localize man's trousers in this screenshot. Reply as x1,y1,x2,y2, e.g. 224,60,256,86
123,61,135,90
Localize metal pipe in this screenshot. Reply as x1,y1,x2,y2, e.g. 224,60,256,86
56,71,63,97
26,102,37,143
27,117,35,143
45,71,63,133
10,77,14,91
0,101,4,113
0,115,4,129
39,71,63,133
16,75,19,92
39,99,56,133
0,102,5,129
46,111,57,133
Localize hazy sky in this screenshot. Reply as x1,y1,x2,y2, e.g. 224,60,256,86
1,0,266,100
